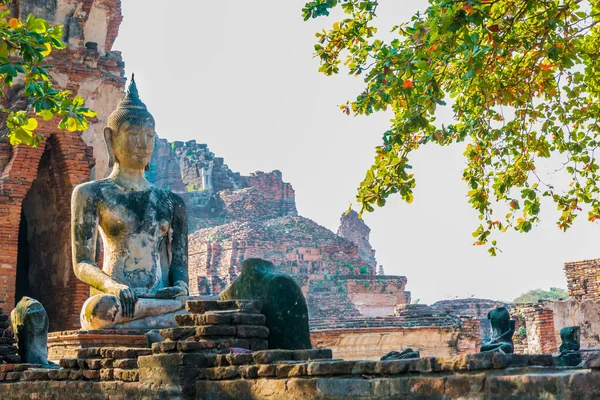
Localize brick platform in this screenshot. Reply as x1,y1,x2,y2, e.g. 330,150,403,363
47,330,148,361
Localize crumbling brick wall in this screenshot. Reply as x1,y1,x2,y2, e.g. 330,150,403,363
0,0,125,330
564,258,600,300
511,304,557,354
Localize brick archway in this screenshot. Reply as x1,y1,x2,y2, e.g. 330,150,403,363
0,129,94,331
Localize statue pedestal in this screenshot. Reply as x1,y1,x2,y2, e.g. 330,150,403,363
47,330,148,361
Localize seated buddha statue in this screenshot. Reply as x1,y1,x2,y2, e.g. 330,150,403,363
71,75,189,330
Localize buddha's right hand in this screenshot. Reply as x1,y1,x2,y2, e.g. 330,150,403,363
111,285,138,318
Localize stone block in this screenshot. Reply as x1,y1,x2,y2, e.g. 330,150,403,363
152,341,178,354
352,361,377,375
138,353,211,369
178,340,218,352
465,353,494,371
5,371,22,381
204,366,240,380
235,325,269,339
114,358,138,369
253,350,294,364
276,363,307,378
444,375,486,397
408,376,447,395
240,365,259,379
175,314,196,327
307,360,356,376
203,313,233,325
77,348,102,359
86,359,103,370
23,369,50,381
231,313,266,325
257,364,277,377
196,325,236,337
492,353,530,369
99,369,114,381
114,368,139,382
99,348,151,359
68,369,84,380
315,377,373,397
160,327,196,341
82,370,100,380
59,358,79,369
226,353,254,365
374,360,411,375
48,368,70,380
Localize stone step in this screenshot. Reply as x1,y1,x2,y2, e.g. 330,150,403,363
175,312,266,327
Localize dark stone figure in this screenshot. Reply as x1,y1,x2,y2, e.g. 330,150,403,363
10,297,57,368
480,306,515,354
556,326,582,367
220,258,312,350
381,348,420,361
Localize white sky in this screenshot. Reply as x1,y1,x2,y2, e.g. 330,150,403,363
114,0,600,304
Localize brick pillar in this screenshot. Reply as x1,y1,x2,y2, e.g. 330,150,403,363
519,305,558,354
0,142,46,310
456,316,481,355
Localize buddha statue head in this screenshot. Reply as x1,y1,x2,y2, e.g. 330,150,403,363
104,74,156,172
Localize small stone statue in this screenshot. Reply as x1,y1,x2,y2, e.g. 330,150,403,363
556,326,581,367
10,297,58,368
220,258,311,350
480,306,515,354
381,348,420,361
71,75,189,330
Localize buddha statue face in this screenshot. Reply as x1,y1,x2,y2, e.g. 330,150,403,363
109,118,155,171
104,75,156,171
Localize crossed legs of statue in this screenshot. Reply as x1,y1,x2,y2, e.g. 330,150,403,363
80,294,186,330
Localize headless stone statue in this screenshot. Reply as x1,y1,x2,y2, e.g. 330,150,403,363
479,306,515,354
10,297,57,368
556,326,581,367
71,75,189,330
220,258,312,350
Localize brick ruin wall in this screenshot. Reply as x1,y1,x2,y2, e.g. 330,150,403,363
0,0,125,330
147,139,411,322
564,258,600,300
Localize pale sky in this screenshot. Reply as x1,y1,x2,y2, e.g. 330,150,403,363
114,0,600,304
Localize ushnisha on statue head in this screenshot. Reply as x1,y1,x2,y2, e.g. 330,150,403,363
104,74,156,172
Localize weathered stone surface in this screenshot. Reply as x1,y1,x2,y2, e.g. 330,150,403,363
196,325,237,337
307,360,356,376
203,366,240,380
114,358,138,369
138,353,211,368
235,325,269,339
114,368,139,382
177,340,219,352
160,328,196,341
10,297,57,368
221,259,311,350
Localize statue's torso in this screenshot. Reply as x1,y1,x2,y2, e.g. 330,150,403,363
90,180,174,295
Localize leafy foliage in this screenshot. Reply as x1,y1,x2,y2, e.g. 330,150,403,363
0,1,96,147
513,287,568,303
303,0,600,254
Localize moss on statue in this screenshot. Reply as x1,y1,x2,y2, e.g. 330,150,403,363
10,297,57,368
220,258,311,350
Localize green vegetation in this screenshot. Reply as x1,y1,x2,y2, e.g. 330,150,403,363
303,0,600,254
0,1,96,147
513,287,569,304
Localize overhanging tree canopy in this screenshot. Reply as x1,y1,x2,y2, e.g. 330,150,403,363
303,0,600,255
0,0,96,147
